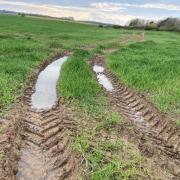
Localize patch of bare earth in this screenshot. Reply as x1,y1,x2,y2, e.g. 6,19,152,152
91,55,180,179
0,53,79,180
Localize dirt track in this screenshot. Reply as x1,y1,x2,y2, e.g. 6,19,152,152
16,100,77,180
17,54,78,180
0,53,78,180
0,49,180,179
91,55,180,178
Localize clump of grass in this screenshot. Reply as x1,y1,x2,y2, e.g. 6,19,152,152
71,130,148,179
0,152,4,161
49,41,63,49
60,49,106,112
176,120,180,127
96,112,120,130
0,127,4,134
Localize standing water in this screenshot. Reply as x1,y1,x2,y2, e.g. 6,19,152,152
93,65,114,92
31,56,68,110
16,56,70,180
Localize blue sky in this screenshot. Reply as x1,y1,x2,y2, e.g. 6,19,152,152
0,0,180,25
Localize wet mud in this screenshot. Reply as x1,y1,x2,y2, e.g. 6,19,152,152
92,55,180,178
16,100,77,180
0,53,78,180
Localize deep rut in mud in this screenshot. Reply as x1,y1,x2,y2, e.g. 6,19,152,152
92,56,180,177
16,107,76,180
15,55,77,180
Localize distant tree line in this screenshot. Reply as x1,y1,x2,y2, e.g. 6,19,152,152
98,17,180,32
127,17,180,32
16,12,74,21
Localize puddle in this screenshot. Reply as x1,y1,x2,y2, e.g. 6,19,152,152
93,65,114,92
93,65,104,73
31,56,68,110
97,74,114,92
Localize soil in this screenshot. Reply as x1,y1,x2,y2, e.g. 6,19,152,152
0,36,179,179
91,55,180,179
0,52,79,180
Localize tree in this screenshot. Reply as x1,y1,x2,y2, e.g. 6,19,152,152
128,18,147,28
18,13,25,17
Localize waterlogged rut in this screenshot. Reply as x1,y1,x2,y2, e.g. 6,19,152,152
93,65,114,92
92,56,180,177
16,56,77,180
31,56,68,110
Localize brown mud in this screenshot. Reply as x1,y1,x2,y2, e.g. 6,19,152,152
91,55,180,179
0,53,79,180
0,33,179,179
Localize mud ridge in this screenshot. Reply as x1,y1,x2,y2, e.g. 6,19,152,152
0,52,78,180
91,55,180,178
17,98,77,180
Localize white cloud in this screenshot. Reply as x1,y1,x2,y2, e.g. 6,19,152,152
91,2,126,12
134,3,180,11
0,1,92,20
0,1,166,25
91,2,180,11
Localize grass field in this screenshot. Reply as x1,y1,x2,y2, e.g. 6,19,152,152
0,14,128,114
1,15,179,115
0,14,179,179
107,31,180,113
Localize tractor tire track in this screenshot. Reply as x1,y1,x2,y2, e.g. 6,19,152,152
92,56,180,177
16,59,77,180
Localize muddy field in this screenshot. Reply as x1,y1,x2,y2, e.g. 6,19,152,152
0,53,79,179
91,55,180,177
0,15,180,180
0,53,179,179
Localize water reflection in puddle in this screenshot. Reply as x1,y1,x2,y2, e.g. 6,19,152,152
93,65,104,73
31,56,68,110
93,65,114,92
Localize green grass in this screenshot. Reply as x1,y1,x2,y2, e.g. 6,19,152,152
0,14,127,113
60,49,106,112
0,127,3,134
0,152,4,161
176,120,180,127
60,50,150,179
0,14,178,179
71,128,149,179
1,15,179,114
107,32,180,112
95,112,120,131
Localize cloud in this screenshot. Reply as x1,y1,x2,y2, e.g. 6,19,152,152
91,2,180,11
0,1,92,19
0,1,165,25
126,3,180,11
91,2,126,12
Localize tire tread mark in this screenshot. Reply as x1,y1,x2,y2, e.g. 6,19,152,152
92,58,180,166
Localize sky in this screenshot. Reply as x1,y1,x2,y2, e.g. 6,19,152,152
0,0,180,25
